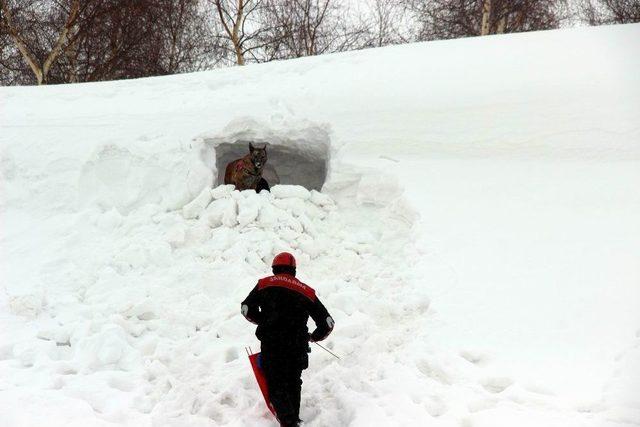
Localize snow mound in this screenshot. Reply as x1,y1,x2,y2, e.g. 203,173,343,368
78,143,213,214
1,183,426,426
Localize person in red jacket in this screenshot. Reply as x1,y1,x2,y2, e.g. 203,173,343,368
241,252,334,427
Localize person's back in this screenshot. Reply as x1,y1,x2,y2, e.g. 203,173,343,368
242,253,334,427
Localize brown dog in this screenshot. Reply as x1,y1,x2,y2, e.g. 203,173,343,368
224,143,269,192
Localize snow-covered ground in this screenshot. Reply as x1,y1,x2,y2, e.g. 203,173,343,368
1,23,639,427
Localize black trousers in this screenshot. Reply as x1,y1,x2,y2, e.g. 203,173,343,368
262,352,303,426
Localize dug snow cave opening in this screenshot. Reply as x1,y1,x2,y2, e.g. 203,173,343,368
207,128,329,192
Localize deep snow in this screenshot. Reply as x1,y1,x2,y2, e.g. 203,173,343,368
1,23,640,427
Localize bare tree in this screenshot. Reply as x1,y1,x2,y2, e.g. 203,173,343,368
259,0,368,60
157,0,223,73
579,0,640,25
480,0,491,35
364,0,410,47
1,0,223,85
1,0,80,85
80,0,223,80
0,0,592,87
291,0,332,56
411,0,569,41
213,0,266,65
1,5,25,85
39,1,163,83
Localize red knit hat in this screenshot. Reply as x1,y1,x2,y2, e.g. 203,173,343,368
272,252,296,268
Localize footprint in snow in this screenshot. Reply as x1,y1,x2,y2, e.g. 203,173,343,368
459,349,489,366
225,347,239,363
416,359,452,385
480,376,514,393
191,398,203,414
220,393,237,407
425,396,447,417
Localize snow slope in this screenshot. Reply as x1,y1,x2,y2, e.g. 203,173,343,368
1,23,640,427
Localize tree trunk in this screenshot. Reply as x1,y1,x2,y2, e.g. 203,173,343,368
233,0,246,65
65,37,80,83
481,0,492,35
42,0,80,82
1,2,43,84
1,0,79,85
234,43,245,65
215,0,246,65
496,15,506,34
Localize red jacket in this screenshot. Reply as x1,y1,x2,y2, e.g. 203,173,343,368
241,274,334,352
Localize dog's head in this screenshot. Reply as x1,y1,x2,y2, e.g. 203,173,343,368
249,143,267,169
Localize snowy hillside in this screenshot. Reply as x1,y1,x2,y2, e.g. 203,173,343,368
1,23,640,427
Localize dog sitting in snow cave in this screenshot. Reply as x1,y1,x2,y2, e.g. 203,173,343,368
224,143,270,193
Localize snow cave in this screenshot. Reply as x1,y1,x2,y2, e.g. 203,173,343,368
206,124,330,192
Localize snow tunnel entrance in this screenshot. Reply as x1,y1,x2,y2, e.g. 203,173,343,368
206,122,330,192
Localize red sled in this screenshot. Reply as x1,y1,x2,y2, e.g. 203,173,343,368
246,347,277,417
